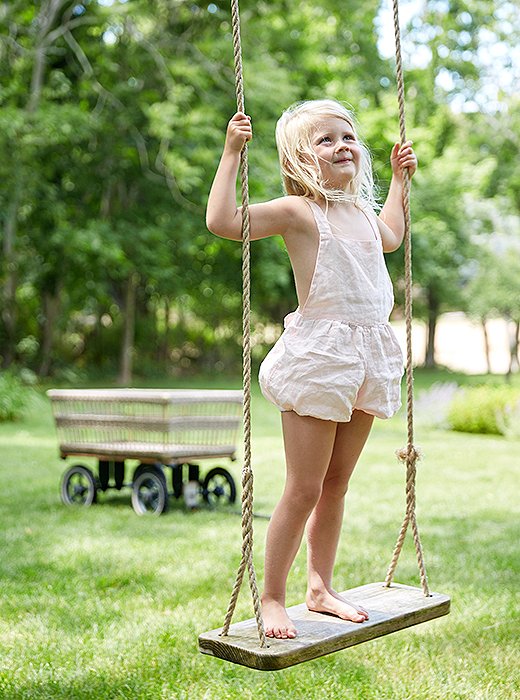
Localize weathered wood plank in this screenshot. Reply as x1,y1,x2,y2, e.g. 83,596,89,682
198,582,450,671
47,388,243,404
58,442,237,462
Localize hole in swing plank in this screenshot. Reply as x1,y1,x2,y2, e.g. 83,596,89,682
198,582,450,671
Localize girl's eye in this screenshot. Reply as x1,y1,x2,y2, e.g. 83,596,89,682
319,136,331,144
344,135,355,141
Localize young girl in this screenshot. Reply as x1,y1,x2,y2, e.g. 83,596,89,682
206,99,417,640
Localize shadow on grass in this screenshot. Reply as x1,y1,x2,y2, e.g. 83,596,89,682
2,638,376,700
1,666,180,700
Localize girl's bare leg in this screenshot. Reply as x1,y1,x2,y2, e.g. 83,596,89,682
262,411,338,639
306,409,374,622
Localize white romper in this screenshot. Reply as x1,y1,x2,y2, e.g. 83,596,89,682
258,199,404,422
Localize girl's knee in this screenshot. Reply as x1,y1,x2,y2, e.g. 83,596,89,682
321,472,351,500
283,481,322,513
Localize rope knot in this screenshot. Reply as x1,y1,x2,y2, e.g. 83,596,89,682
395,444,422,465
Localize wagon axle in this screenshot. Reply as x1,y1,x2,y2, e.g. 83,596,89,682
61,459,237,515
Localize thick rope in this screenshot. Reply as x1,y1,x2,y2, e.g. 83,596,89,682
220,0,267,646
384,0,430,596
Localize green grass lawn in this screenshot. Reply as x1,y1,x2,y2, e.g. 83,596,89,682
0,372,518,699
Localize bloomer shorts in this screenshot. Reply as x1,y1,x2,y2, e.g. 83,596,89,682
258,317,404,422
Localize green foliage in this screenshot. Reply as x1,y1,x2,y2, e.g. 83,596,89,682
0,371,32,422
466,246,520,322
447,385,520,435
0,0,519,379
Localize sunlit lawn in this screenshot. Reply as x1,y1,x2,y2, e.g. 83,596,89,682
0,371,518,699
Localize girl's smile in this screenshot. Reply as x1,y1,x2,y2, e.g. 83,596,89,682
312,116,361,188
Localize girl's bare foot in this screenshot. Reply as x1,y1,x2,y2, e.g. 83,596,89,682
261,596,297,639
306,588,369,622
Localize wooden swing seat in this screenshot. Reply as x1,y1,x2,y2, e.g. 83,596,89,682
199,582,450,671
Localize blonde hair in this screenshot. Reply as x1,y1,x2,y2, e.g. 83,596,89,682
275,99,379,209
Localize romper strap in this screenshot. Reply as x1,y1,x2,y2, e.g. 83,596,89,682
358,206,381,241
304,199,330,236
306,198,380,241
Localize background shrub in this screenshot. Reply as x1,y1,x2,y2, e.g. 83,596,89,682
415,381,460,429
0,372,32,422
447,385,520,435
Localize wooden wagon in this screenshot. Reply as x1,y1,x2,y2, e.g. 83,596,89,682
47,388,243,515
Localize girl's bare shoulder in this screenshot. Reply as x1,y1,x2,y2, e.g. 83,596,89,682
248,195,315,240
281,196,316,240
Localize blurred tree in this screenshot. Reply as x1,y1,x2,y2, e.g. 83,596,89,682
1,0,394,377
0,0,90,367
464,196,520,376
471,96,520,214
0,0,518,378
379,0,520,367
466,247,520,377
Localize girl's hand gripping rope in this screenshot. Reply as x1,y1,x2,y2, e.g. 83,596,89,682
225,112,252,154
390,140,417,182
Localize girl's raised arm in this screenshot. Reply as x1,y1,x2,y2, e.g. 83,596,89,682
378,140,417,252
206,113,296,241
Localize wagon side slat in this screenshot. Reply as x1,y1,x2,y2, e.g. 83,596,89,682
47,388,243,462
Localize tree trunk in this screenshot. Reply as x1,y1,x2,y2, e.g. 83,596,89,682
28,46,47,113
118,273,139,386
38,287,62,377
424,288,439,369
508,319,520,376
161,297,171,362
1,194,20,368
2,1,63,368
481,318,492,374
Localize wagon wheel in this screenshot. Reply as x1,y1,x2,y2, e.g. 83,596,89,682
61,464,97,507
203,467,237,507
131,464,169,516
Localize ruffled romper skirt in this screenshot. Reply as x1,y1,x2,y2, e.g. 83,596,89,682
258,200,404,422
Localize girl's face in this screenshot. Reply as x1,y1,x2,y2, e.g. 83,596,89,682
311,116,361,191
